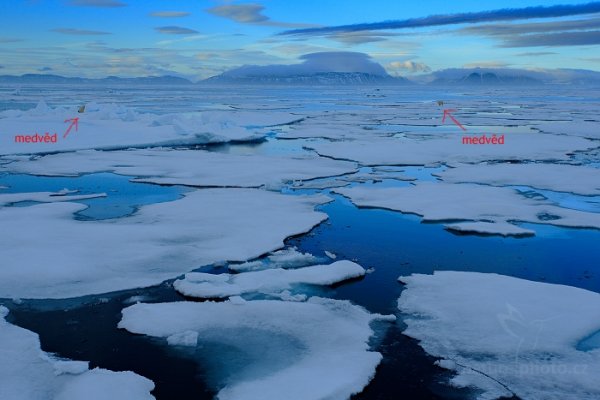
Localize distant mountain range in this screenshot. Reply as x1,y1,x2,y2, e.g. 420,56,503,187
0,74,192,85
203,71,410,85
1,67,600,86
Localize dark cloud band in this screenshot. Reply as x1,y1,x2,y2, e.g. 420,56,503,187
280,2,600,36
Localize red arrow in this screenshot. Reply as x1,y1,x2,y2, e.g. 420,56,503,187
442,109,466,131
63,117,79,138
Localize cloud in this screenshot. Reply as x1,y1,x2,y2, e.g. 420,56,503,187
281,2,600,36
463,61,510,68
149,11,191,18
326,31,399,45
0,37,23,43
155,26,199,35
51,28,111,35
388,60,431,73
220,51,388,77
461,16,600,36
68,0,126,7
206,3,313,28
38,66,53,72
500,30,600,47
516,51,557,56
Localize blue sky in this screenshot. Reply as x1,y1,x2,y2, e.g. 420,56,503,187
1,0,599,80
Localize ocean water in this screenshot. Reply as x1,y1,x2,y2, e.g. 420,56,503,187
1,84,599,399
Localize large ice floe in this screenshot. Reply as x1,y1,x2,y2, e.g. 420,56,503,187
0,101,302,155
120,297,395,400
307,133,596,165
437,163,600,196
0,306,154,400
397,271,600,400
2,148,357,188
0,189,329,299
174,260,365,299
335,182,600,236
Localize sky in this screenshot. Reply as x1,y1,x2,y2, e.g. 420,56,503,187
1,0,599,80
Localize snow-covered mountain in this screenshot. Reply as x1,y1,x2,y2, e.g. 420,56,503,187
203,71,409,85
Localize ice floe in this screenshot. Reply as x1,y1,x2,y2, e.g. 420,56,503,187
398,271,600,400
335,182,600,236
438,163,600,196
0,101,302,155
119,297,395,400
174,260,365,299
0,306,155,400
2,148,357,188
308,133,596,165
0,189,329,299
229,247,322,272
536,121,600,139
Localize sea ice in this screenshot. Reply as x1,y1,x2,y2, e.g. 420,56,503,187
0,189,329,299
174,260,365,298
0,306,155,400
308,133,596,165
2,148,357,189
229,247,322,272
398,271,600,400
0,101,302,155
119,297,395,400
335,182,600,236
437,163,600,196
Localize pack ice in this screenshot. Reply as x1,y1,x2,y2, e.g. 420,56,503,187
0,189,329,299
2,148,357,189
398,272,600,400
0,306,154,400
335,182,600,236
0,101,301,155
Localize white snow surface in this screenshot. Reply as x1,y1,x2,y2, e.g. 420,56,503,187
229,247,321,272
2,148,356,188
398,271,600,400
0,101,301,155
307,133,596,165
119,297,395,400
438,163,600,195
0,189,329,299
335,182,600,235
174,260,365,298
0,306,155,400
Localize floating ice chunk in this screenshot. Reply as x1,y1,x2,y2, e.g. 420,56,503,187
3,148,357,188
0,190,106,207
119,298,394,400
308,133,596,165
438,163,600,195
174,260,365,299
335,182,600,236
228,247,322,272
0,306,155,400
398,271,600,400
445,221,535,237
0,189,329,299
